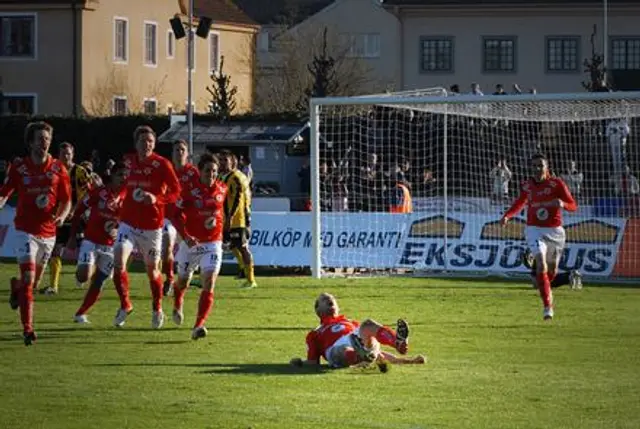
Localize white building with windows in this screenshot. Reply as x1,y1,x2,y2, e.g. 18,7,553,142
235,0,640,100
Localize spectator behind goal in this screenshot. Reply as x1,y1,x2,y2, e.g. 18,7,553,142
388,173,412,213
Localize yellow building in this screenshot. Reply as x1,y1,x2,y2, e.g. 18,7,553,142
0,0,258,116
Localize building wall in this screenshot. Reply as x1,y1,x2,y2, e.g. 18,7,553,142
399,5,640,93
80,0,256,116
0,5,75,115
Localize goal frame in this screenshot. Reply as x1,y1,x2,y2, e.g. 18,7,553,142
309,90,640,279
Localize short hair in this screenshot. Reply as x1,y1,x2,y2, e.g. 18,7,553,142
80,160,93,172
531,152,548,163
24,121,53,146
133,125,156,142
173,139,188,149
218,149,236,161
103,160,127,184
197,152,220,170
59,141,75,153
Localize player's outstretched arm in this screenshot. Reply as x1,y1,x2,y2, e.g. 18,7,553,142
501,186,528,225
557,179,578,212
290,357,321,368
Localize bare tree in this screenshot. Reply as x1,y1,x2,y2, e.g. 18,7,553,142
254,24,383,114
86,64,168,116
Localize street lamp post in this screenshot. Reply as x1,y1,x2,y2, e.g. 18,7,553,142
170,0,211,156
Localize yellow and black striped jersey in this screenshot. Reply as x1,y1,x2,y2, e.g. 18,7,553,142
222,169,251,229
69,164,93,207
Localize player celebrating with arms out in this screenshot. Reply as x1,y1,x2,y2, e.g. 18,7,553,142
0,122,72,345
290,293,425,370
112,125,181,329
218,150,257,288
501,153,577,320
161,139,200,297
170,153,227,340
66,161,127,323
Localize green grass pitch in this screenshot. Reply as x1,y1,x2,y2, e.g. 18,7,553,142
0,262,639,429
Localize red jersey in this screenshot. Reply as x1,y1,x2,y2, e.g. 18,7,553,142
503,177,577,228
71,186,125,246
165,163,200,221
305,315,360,362
120,153,181,230
0,156,71,238
173,179,227,242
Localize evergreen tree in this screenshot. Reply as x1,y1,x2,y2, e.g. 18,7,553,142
206,56,238,121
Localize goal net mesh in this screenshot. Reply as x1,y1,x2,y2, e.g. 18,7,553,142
314,93,640,279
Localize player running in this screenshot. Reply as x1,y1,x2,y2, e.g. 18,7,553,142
66,161,127,323
161,139,200,297
112,125,181,329
170,153,227,340
0,122,72,345
522,249,583,290
40,142,93,295
501,153,577,320
290,293,426,370
218,150,257,288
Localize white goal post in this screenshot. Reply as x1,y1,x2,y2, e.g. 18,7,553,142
309,90,640,280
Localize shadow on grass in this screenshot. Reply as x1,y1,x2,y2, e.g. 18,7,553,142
93,362,330,375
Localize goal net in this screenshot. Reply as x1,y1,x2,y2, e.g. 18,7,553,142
309,91,640,280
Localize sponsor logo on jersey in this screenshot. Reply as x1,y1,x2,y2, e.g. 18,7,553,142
204,217,216,230
133,188,145,202
35,194,50,209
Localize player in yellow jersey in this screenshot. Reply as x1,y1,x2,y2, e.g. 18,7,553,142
40,142,93,294
218,150,257,288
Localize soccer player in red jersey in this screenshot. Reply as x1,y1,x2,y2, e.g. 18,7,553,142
112,125,181,329
66,161,127,323
161,139,200,297
290,293,426,369
0,122,72,345
501,153,578,320
170,153,227,340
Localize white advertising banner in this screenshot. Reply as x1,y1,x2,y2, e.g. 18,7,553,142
0,207,628,277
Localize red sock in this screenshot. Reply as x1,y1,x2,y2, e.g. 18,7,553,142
19,263,35,333
113,270,132,310
344,348,359,365
374,325,397,347
76,287,101,316
173,283,187,310
536,272,552,307
194,290,214,328
149,274,163,312
162,257,174,284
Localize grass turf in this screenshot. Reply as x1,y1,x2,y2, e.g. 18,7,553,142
0,262,639,429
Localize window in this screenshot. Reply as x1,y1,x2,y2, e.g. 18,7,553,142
483,37,516,72
257,30,271,52
1,94,36,115
209,32,220,74
113,96,127,115
167,30,175,58
420,37,454,72
144,22,157,66
342,33,381,58
0,14,36,58
114,17,128,62
546,37,579,72
611,38,640,70
143,99,157,115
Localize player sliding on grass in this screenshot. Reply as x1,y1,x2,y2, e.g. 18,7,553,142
66,161,127,323
501,153,577,320
170,153,228,340
112,125,181,329
0,122,72,345
290,293,426,370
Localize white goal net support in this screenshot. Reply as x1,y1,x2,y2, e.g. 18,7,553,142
309,91,640,281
